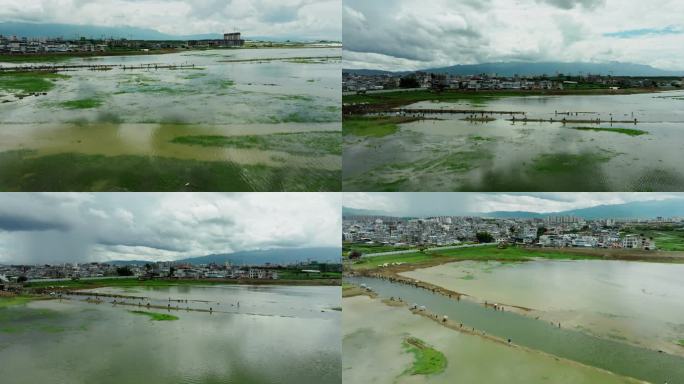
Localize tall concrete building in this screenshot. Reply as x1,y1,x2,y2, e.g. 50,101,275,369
223,32,245,47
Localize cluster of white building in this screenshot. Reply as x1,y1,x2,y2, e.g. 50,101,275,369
0,35,108,54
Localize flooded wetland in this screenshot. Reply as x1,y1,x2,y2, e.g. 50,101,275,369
0,285,341,384
343,91,684,191
0,47,341,191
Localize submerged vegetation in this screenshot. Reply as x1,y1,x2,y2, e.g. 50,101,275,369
571,127,648,136
58,97,105,109
129,311,179,321
343,116,420,137
532,152,614,173
0,295,38,309
171,131,341,156
0,71,69,96
0,150,340,192
402,337,447,375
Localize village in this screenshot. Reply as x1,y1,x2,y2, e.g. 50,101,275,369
342,71,684,93
342,215,684,252
0,259,342,292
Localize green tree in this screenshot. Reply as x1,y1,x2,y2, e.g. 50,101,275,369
116,266,134,276
476,232,494,243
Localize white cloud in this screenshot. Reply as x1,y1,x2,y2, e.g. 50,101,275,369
0,0,341,40
0,193,341,264
343,0,684,71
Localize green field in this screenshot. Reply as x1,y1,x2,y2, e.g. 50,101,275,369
403,337,447,375
350,245,600,270
626,228,684,251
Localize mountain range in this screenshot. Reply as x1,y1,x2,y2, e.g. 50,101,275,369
344,61,684,77
109,247,341,266
343,199,684,220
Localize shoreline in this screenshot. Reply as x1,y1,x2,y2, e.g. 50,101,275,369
342,87,675,114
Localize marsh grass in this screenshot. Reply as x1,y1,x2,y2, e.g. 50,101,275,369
0,72,69,95
0,150,341,191
403,337,447,375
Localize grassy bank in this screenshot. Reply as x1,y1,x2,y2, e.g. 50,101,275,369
343,116,420,137
0,49,182,63
25,276,341,291
349,245,602,270
403,337,447,375
625,228,684,251
0,71,69,96
0,150,340,192
129,310,179,321
171,131,341,156
343,242,416,255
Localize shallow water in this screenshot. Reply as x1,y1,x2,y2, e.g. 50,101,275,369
343,295,638,384
0,48,341,191
347,276,684,383
0,285,341,384
343,91,684,191
401,259,684,356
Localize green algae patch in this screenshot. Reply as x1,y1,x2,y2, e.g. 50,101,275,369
532,152,614,173
571,127,648,136
403,337,447,376
0,150,340,192
59,97,104,109
0,71,69,96
343,116,420,138
171,131,341,156
129,310,179,321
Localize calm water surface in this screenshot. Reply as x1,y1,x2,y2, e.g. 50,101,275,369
343,91,684,191
0,285,341,384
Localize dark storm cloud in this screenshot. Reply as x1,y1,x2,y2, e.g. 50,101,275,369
0,214,70,232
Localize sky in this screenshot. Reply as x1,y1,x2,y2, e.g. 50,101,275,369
344,192,684,217
0,193,341,264
343,0,684,71
0,0,341,40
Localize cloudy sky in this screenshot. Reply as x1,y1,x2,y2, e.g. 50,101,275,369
0,193,341,264
343,0,684,71
0,0,341,40
344,192,684,217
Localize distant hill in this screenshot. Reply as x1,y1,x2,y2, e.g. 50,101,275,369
342,206,394,217
485,200,684,219
344,199,684,220
344,61,684,77
109,247,341,266
0,22,312,42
